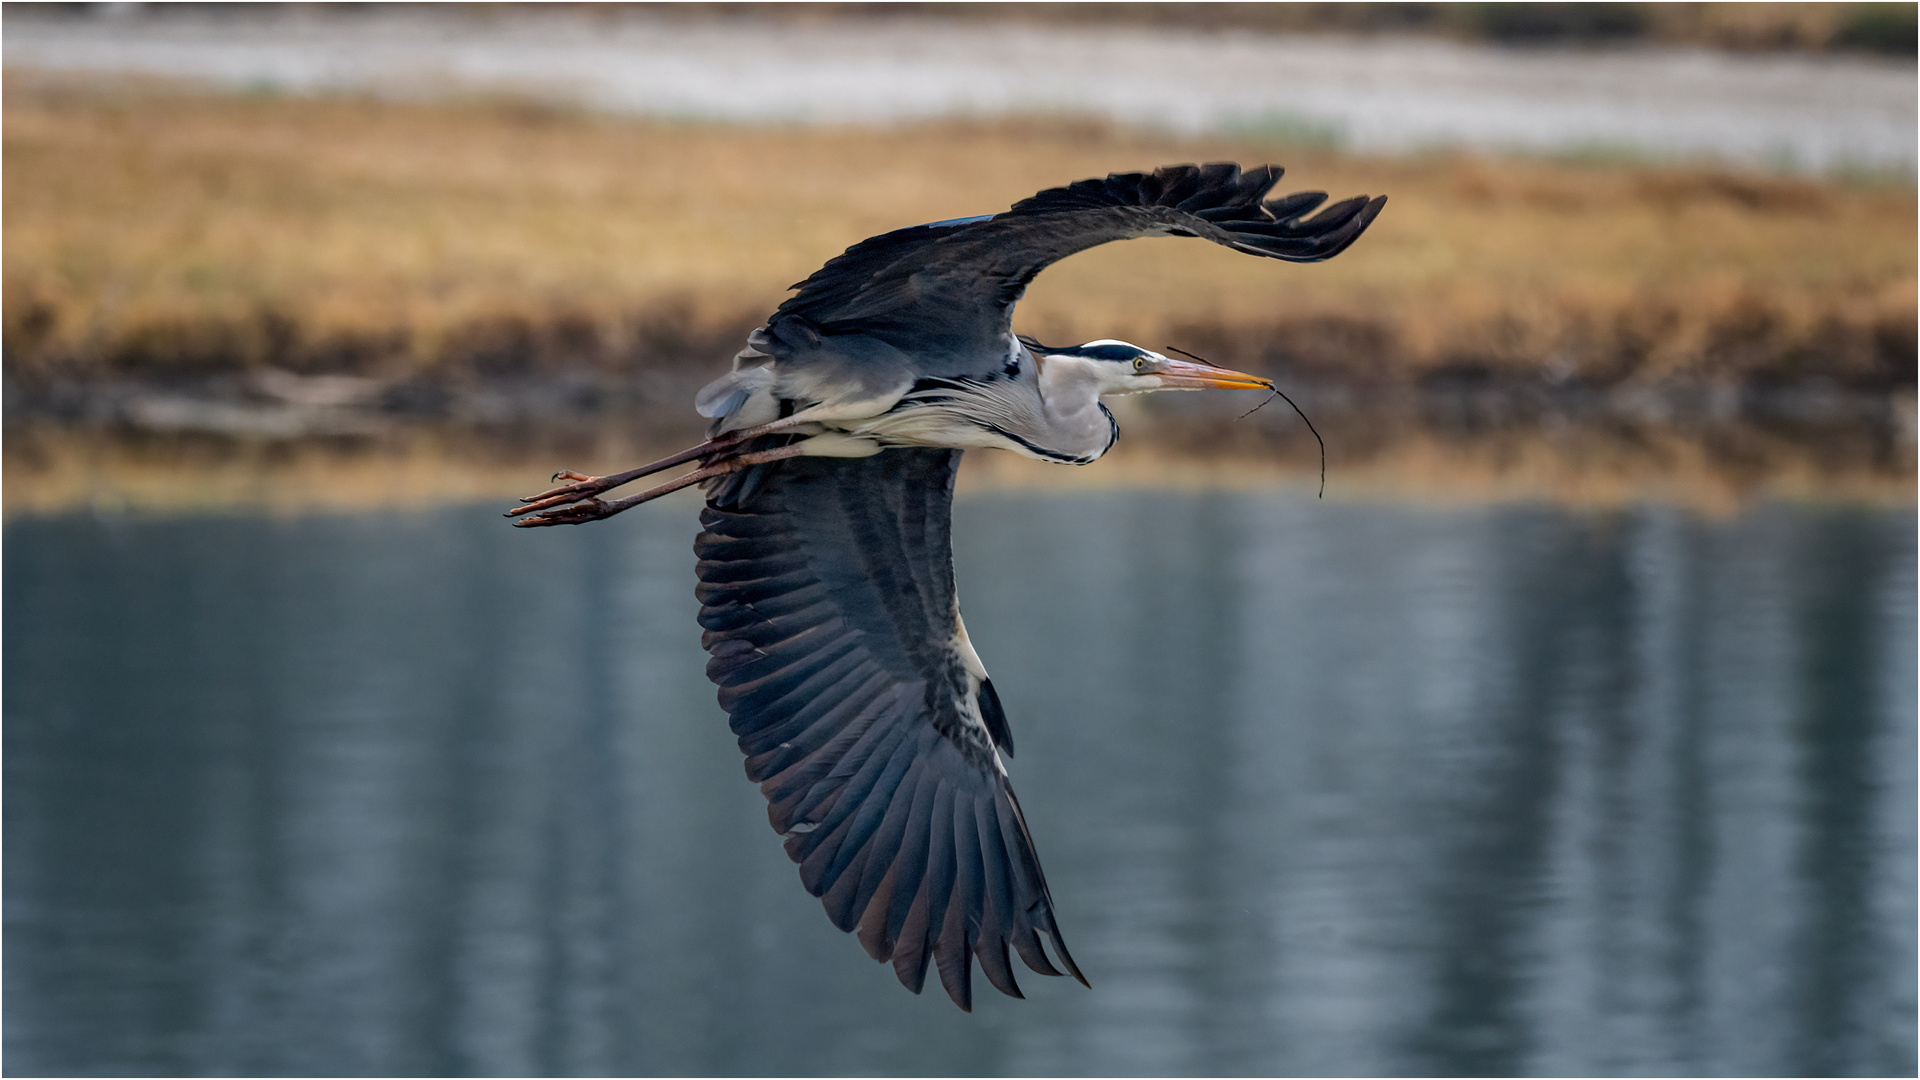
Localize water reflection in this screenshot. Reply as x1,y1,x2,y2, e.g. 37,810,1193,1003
5,489,1914,1076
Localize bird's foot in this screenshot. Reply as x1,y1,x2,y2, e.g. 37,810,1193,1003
508,468,692,527
507,414,828,524
509,469,632,520
509,495,625,527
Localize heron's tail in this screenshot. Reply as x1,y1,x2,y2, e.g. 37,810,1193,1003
696,331,782,434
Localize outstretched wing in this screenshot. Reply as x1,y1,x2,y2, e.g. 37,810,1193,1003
694,447,1085,1010
768,161,1386,366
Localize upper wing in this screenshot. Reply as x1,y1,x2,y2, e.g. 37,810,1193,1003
767,161,1386,367
694,446,1085,1010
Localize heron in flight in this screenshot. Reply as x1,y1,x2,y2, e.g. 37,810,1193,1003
510,163,1384,1009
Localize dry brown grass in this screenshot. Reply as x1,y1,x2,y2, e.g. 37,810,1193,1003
5,72,1914,393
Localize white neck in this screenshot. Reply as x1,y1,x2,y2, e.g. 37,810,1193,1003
1030,355,1123,462
1036,355,1131,415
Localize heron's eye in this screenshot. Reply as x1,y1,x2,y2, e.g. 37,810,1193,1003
1132,357,1148,372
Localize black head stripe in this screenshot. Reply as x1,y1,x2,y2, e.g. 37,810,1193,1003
1043,342,1150,363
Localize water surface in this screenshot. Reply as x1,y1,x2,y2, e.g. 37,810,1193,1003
5,488,1914,1076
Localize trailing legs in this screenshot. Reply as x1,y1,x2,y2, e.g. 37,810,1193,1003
507,441,807,527
505,412,823,518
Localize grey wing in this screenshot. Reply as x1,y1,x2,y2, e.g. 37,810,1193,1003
767,161,1387,371
694,447,1086,1010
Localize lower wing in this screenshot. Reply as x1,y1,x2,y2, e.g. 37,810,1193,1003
694,447,1086,1010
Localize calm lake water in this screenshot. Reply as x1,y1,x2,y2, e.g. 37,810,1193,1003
5,487,1915,1077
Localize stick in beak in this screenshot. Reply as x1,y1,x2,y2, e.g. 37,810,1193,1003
1166,345,1326,499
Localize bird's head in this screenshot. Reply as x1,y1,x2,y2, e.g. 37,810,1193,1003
1025,339,1273,398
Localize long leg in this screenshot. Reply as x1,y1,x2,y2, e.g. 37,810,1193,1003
509,444,808,527
511,413,819,513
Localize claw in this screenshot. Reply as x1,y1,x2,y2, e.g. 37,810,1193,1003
510,476,615,517
512,497,618,528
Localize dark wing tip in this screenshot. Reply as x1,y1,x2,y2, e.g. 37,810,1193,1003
1224,191,1388,263
1054,932,1091,988
1007,161,1382,266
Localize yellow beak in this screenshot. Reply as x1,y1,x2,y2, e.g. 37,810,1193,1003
1151,356,1274,391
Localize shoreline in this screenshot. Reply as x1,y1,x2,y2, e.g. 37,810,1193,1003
7,387,1911,519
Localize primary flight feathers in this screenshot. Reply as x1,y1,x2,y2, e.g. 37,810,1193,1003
770,162,1386,357
698,450,1083,1010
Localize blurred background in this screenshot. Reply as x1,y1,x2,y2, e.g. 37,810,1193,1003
4,3,1914,1076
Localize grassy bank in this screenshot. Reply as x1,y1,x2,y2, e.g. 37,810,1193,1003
6,395,1911,518
5,73,1914,398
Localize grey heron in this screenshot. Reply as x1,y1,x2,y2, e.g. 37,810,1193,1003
509,163,1384,1009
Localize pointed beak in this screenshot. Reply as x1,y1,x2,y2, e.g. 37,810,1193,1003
1151,357,1273,391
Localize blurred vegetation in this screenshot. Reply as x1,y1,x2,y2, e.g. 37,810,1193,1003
27,3,1919,55
487,2,1918,55
5,74,1912,401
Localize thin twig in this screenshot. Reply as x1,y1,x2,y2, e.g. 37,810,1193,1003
1167,345,1326,499
1237,391,1277,421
